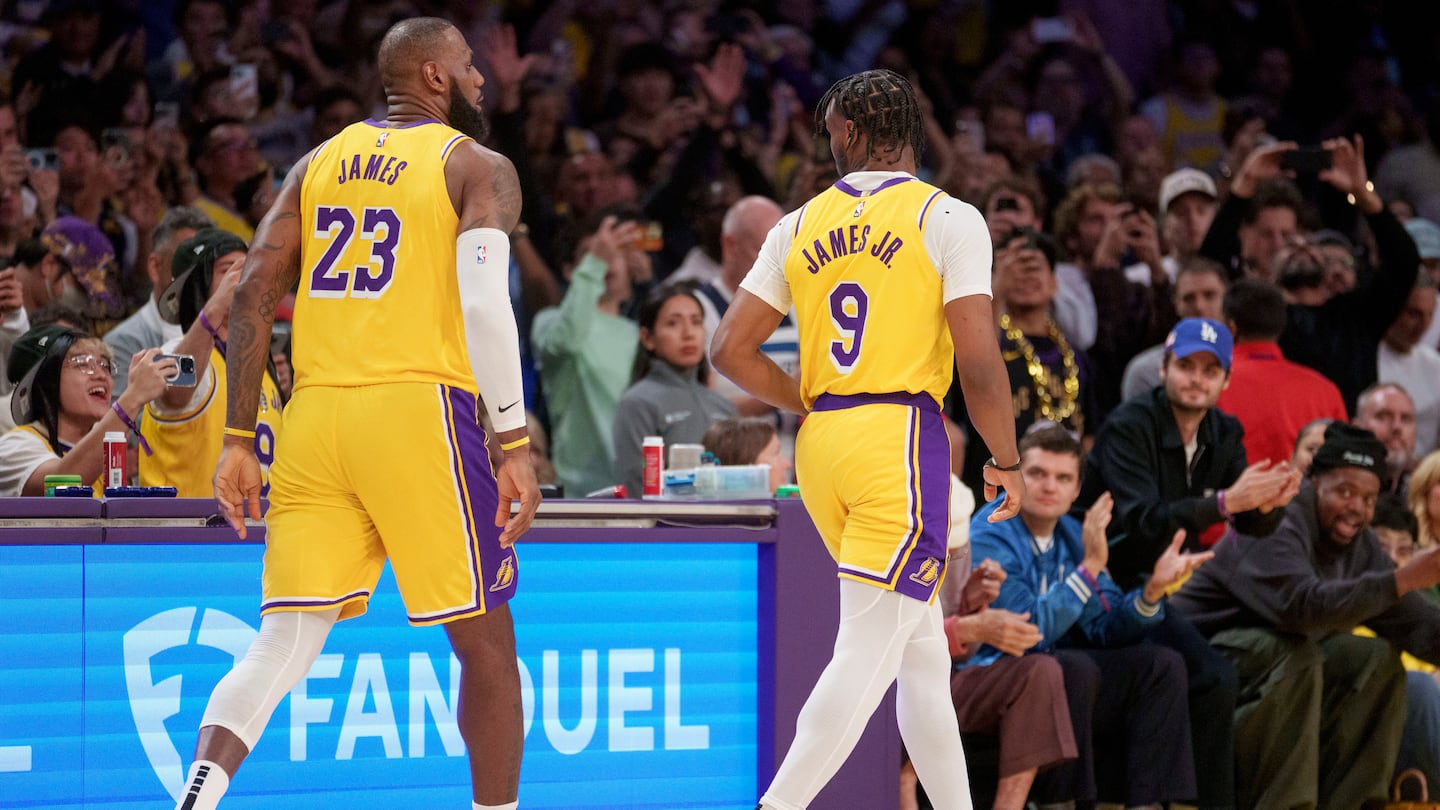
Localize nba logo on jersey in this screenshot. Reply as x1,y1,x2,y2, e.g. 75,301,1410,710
489,554,515,591
852,199,866,218
476,244,487,265
375,131,389,148
908,557,941,586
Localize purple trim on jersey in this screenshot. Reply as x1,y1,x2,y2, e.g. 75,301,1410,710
262,589,371,611
811,391,939,413
832,176,913,198
361,117,440,129
917,189,944,230
793,202,808,237
429,385,516,623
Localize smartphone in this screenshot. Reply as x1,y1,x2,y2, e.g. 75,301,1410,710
24,147,56,172
955,119,985,152
261,19,293,46
1031,17,1075,44
633,221,664,252
230,63,260,120
101,128,131,166
1280,146,1332,173
1025,111,1056,146
158,353,197,387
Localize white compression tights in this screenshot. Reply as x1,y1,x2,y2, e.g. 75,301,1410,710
761,580,972,810
200,607,340,750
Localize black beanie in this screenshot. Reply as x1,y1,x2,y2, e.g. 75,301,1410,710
1309,423,1387,478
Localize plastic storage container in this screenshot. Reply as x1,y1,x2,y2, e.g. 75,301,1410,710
694,464,772,500
44,474,84,497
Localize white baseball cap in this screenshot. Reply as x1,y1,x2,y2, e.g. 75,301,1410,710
1158,168,1218,214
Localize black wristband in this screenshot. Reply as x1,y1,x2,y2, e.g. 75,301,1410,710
985,456,1021,472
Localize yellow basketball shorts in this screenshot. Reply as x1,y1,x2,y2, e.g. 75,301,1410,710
795,392,951,602
261,383,516,625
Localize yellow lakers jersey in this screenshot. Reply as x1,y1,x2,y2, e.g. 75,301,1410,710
785,177,954,409
14,423,102,495
140,346,283,497
294,119,477,391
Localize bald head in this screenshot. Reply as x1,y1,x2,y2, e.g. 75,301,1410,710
377,17,460,94
721,195,784,287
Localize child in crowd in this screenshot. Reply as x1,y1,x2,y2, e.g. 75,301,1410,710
702,416,793,494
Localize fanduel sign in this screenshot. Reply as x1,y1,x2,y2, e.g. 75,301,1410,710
0,542,758,809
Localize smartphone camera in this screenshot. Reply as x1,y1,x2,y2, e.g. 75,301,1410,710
1280,146,1333,174
24,148,56,172
158,353,197,388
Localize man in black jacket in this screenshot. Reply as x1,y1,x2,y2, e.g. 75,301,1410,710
1199,135,1419,412
1173,423,1440,810
1072,316,1301,810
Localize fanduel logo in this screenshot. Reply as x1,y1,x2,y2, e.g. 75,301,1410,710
123,608,257,801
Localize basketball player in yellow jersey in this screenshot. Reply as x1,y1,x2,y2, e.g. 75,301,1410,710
713,69,1025,810
176,18,539,810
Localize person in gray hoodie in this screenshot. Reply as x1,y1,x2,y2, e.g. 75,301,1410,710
612,283,736,497
1173,422,1440,810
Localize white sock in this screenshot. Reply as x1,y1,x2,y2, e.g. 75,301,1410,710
175,760,229,810
473,803,518,810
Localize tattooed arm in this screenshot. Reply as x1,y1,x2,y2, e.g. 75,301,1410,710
443,140,539,546
213,150,310,536
445,139,521,233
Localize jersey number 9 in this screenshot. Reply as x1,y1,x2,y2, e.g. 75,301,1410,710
828,282,869,374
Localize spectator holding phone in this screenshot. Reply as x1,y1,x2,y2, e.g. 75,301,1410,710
1052,183,1172,419
104,206,213,392
0,323,173,496
1204,136,1419,411
138,227,283,497
532,210,648,497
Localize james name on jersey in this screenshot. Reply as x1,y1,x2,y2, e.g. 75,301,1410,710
800,223,905,274
336,151,409,186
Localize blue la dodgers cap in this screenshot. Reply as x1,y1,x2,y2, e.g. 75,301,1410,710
1164,317,1233,371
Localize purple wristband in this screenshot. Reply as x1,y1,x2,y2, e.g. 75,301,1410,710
1077,567,1111,611
198,310,225,353
111,400,153,456
1217,489,1230,519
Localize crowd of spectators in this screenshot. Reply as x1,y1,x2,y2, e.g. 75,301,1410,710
3,0,1440,807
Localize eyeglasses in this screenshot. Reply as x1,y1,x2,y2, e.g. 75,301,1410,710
63,354,115,376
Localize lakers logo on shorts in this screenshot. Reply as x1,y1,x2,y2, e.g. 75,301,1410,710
908,557,940,587
489,555,515,592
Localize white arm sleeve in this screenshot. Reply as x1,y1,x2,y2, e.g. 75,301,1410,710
457,228,527,434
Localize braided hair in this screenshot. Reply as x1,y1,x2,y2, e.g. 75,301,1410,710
814,69,924,168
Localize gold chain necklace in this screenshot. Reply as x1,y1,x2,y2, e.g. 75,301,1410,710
999,313,1080,422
